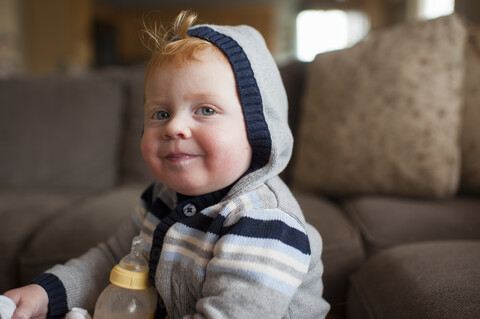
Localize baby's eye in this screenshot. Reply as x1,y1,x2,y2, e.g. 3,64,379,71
196,106,216,116
153,111,170,120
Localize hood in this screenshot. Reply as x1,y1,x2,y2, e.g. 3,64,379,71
187,24,293,196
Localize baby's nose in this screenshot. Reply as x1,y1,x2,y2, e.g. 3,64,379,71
163,115,192,139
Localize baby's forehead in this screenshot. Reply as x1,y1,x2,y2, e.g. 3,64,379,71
152,46,234,82
144,44,240,102
178,45,230,67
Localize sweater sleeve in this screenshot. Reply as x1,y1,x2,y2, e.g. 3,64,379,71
187,209,316,319
34,211,141,315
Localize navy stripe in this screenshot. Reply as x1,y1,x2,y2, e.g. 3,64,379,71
141,183,155,211
141,184,173,220
180,212,226,235
150,197,172,220
222,217,311,255
188,26,272,172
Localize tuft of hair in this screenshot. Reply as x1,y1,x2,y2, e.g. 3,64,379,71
142,10,213,74
141,10,196,53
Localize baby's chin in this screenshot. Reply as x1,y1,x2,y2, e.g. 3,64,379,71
157,168,248,196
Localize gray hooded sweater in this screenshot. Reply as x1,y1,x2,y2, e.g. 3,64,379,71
34,24,330,319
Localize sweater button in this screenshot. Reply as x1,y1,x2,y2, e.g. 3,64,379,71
183,203,197,217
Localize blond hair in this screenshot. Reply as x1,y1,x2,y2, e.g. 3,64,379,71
142,11,214,79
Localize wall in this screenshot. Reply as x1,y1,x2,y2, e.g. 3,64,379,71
456,0,480,24
92,3,283,67
363,0,407,29
0,0,25,77
3,0,478,75
6,0,290,74
24,0,93,74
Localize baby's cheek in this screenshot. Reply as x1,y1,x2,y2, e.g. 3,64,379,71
141,142,163,179
140,137,155,156
218,150,249,177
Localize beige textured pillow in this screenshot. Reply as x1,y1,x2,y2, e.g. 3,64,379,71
460,24,480,194
293,15,466,198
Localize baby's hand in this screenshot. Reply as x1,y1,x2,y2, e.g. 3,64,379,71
3,284,49,319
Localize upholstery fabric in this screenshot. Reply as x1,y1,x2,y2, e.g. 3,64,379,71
293,14,466,198
120,65,155,185
278,61,309,185
295,192,365,318
0,190,87,292
461,24,480,194
0,74,124,190
343,196,480,256
347,241,480,319
17,186,143,285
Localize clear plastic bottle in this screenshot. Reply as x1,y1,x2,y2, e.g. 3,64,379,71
93,236,157,319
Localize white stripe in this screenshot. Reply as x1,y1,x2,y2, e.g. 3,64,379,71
143,213,159,231
221,235,310,264
221,201,238,220
156,185,176,209
216,242,309,273
211,258,302,288
143,222,156,232
137,204,147,216
168,228,215,251
240,194,254,210
162,243,209,267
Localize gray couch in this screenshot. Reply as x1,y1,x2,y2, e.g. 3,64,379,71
1,14,479,319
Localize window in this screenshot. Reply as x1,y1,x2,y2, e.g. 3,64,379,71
296,10,369,62
417,0,455,19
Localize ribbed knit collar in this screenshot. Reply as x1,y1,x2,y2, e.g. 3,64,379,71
176,184,232,212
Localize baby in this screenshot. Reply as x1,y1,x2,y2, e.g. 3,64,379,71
3,11,330,319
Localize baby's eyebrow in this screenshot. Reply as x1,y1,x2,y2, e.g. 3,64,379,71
190,92,221,101
143,101,165,111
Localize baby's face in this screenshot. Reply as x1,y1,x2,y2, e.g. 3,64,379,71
142,47,252,196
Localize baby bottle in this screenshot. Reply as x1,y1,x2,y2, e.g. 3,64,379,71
93,236,157,319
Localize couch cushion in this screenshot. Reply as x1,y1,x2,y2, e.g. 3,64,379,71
460,24,480,194
0,73,124,190
0,190,88,292
278,61,308,185
18,185,145,285
120,64,155,185
347,241,480,319
343,196,480,256
294,191,365,317
292,14,466,198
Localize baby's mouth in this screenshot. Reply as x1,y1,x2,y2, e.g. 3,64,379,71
165,153,200,162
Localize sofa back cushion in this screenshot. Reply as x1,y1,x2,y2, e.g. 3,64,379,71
460,24,480,194
292,14,466,198
343,196,480,256
0,73,125,190
120,65,155,185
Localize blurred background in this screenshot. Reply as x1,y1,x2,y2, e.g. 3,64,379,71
0,0,478,77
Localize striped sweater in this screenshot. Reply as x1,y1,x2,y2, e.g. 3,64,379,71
134,180,328,318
